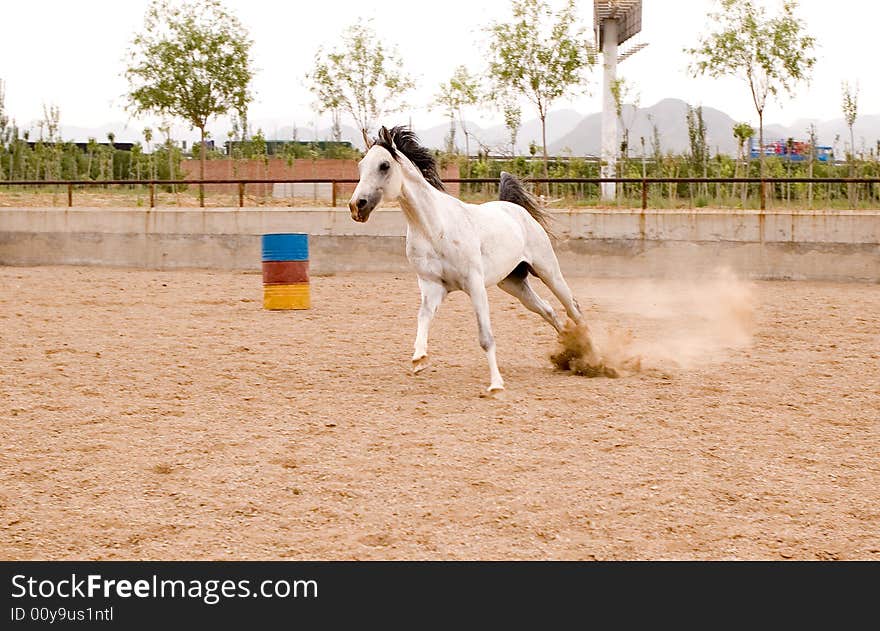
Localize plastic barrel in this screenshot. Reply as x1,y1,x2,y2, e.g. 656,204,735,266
261,233,310,310
262,233,309,262
262,260,309,285
263,283,311,310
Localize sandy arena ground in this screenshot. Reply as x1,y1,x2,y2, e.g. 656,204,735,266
1,266,878,560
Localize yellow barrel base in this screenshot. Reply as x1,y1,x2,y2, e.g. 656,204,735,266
263,283,310,310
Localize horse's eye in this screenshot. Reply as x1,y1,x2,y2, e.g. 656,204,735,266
379,161,390,172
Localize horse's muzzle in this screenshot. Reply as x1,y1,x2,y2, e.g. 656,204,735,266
349,193,380,222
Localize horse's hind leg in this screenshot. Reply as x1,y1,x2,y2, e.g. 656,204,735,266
498,273,564,333
412,278,446,373
530,251,585,324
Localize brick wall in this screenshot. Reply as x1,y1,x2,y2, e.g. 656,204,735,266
182,158,460,199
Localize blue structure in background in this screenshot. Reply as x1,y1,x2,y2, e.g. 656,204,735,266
750,139,833,162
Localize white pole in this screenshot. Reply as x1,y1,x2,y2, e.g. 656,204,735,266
601,18,619,201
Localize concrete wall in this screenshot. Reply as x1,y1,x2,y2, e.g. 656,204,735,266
1,207,878,281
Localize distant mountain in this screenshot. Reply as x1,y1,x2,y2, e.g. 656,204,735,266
550,98,741,155
415,109,584,155
550,98,880,156
477,108,585,155
273,109,584,155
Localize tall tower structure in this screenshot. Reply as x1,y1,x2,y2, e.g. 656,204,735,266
594,1,644,200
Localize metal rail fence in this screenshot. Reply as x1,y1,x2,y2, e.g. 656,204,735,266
2,177,880,210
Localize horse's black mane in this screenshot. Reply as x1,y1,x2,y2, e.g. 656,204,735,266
374,126,446,192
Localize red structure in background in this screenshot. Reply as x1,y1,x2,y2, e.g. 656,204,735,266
181,158,460,198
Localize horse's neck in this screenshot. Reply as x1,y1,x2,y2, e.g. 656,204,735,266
398,160,450,238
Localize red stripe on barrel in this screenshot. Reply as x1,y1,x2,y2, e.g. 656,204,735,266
262,260,309,285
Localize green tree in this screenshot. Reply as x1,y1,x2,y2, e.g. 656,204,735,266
610,77,640,185
158,122,177,194
648,114,662,163
841,80,859,162
130,142,143,181
106,132,116,180
125,0,254,206
733,122,754,204
501,96,522,158
86,137,99,180
329,109,343,143
485,0,594,180
841,80,859,205
610,77,639,161
806,122,817,205
143,127,155,180
733,122,754,165
38,104,63,181
686,105,709,197
0,79,8,144
0,79,10,180
307,19,415,149
434,66,481,163
686,0,816,186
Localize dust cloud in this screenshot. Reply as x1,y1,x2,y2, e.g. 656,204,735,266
551,268,756,377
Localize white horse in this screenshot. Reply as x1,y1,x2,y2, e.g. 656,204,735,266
349,126,585,393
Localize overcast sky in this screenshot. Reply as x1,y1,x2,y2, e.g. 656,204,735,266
1,0,877,140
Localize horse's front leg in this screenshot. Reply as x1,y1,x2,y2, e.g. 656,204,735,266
465,278,504,393
412,278,447,373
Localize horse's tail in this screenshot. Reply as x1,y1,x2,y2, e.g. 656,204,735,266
498,171,554,237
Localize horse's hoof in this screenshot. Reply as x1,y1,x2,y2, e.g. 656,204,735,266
412,356,429,374
481,385,506,399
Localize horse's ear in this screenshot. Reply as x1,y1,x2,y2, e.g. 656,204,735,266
379,126,393,146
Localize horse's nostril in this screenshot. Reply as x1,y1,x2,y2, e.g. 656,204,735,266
356,198,368,210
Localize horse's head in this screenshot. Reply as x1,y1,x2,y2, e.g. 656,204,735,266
349,127,404,222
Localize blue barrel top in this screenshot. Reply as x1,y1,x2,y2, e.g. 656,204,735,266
261,233,309,262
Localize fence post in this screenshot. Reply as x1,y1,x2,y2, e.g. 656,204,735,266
641,179,648,210
238,182,244,208
67,183,73,208
149,182,155,208
760,178,766,210
331,181,337,208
